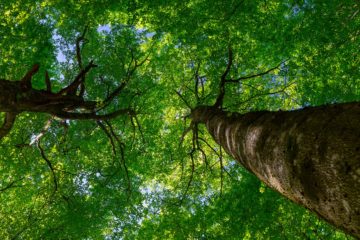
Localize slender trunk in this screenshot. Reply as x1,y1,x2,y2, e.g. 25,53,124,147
192,102,360,238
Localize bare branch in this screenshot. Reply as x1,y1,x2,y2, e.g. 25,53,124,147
37,141,58,193
58,61,97,96
135,116,145,142
214,46,233,108
179,123,199,204
197,137,220,157
180,149,195,204
219,146,224,197
97,120,116,155
54,108,134,120
129,115,145,144
99,51,150,111
105,120,125,148
196,141,209,167
106,120,131,196
227,60,285,83
21,64,40,89
179,124,193,147
134,50,151,69
0,112,17,141
175,90,192,109
45,71,51,92
101,82,127,109
194,62,201,102
76,25,89,70
75,26,90,97
97,119,131,195
236,82,295,106
0,178,23,192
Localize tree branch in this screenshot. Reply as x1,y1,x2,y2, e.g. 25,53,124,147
30,118,53,145
37,141,58,193
101,82,127,108
219,146,224,197
175,90,193,109
227,60,285,83
97,120,116,155
58,61,97,96
103,120,131,196
214,46,233,108
76,25,89,70
194,62,201,102
236,82,295,106
98,51,150,111
54,108,134,120
0,178,23,192
20,64,40,90
45,71,51,92
76,25,89,96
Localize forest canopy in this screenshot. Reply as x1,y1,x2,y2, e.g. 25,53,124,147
0,0,359,239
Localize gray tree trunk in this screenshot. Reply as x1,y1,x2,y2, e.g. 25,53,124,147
192,102,360,238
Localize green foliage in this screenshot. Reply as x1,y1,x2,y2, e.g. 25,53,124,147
0,0,358,239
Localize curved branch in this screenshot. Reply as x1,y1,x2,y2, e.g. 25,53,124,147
76,25,89,96
76,25,89,70
100,51,150,110
37,141,58,193
20,64,40,89
101,82,127,108
227,60,286,83
0,178,23,192
0,112,17,140
175,90,193,109
58,61,97,96
214,46,233,108
97,120,116,155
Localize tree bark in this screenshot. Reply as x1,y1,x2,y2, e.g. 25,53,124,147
192,102,360,238
0,72,136,140
0,79,96,114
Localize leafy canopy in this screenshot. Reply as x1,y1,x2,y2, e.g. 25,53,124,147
0,0,359,239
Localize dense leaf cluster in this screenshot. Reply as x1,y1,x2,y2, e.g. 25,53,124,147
0,0,359,239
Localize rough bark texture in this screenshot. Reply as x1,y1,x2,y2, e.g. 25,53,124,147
192,102,360,238
0,76,134,140
0,79,96,114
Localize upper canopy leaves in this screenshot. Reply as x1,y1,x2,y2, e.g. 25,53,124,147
0,0,358,239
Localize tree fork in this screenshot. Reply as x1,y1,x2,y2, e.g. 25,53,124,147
0,61,134,140
191,102,360,238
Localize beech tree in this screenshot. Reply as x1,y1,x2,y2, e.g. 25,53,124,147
0,0,359,239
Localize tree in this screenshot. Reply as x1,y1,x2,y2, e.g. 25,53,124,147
0,0,359,239
191,103,360,237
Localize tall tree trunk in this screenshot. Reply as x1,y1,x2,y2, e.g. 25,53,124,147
192,102,360,238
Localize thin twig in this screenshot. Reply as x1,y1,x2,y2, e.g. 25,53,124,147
37,141,58,193
219,146,224,197
97,120,116,155
227,60,287,83
0,178,23,192
175,90,192,109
